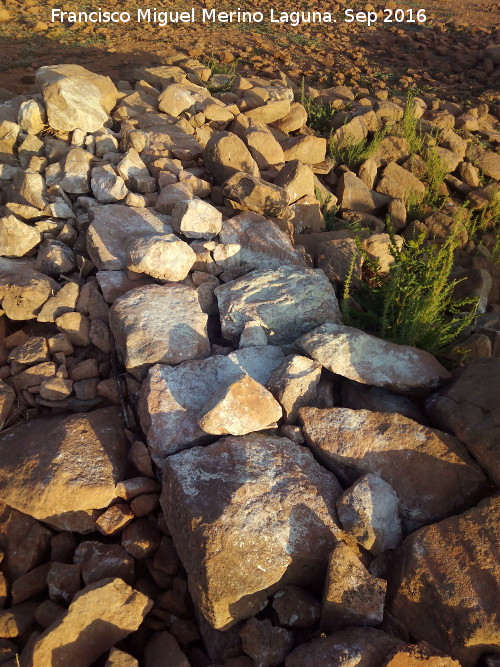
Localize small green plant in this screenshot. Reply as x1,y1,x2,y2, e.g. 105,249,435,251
329,125,388,171
421,147,448,207
200,55,239,93
393,90,425,155
341,221,479,357
300,78,336,133
315,188,341,231
406,189,424,221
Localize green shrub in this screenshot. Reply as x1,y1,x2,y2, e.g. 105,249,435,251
300,78,337,133
329,125,388,171
421,146,448,207
200,55,238,93
341,221,479,357
393,90,425,155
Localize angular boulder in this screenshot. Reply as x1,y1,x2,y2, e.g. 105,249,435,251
215,267,342,345
383,642,461,666
0,407,128,523
336,473,403,554
204,131,259,184
297,323,451,393
138,346,285,466
337,171,389,213
171,199,222,240
109,284,210,379
387,495,500,666
267,354,322,423
0,215,41,258
321,541,387,630
0,257,57,320
86,205,173,271
285,627,404,667
126,233,196,281
222,172,289,217
161,435,344,630
218,212,307,270
36,64,117,132
299,407,486,531
426,358,500,485
158,81,210,117
198,374,282,435
28,578,152,667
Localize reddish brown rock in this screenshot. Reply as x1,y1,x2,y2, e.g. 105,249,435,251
299,407,486,531
285,626,404,667
239,618,293,667
321,542,387,630
121,519,161,560
0,380,14,428
426,359,500,485
204,131,259,184
105,647,139,666
387,495,500,667
0,602,37,638
11,563,50,604
382,641,461,666
28,578,152,667
96,504,135,536
144,630,190,667
73,541,134,586
272,585,320,629
161,434,344,630
47,562,81,604
0,407,128,523
0,502,52,580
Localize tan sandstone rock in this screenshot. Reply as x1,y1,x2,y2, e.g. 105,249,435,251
297,323,451,392
109,283,210,379
161,435,344,630
198,374,282,435
29,578,152,667
0,407,128,523
215,267,342,345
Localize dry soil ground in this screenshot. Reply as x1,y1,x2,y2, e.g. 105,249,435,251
0,0,498,102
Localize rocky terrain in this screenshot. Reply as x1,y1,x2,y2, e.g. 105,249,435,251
0,53,499,667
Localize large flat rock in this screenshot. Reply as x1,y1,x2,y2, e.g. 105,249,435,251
138,346,284,466
86,205,173,270
297,323,451,393
161,435,344,630
109,284,210,379
0,407,128,523
215,267,342,345
387,495,500,667
299,407,486,531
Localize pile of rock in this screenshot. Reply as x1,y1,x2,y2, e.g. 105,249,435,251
0,58,499,666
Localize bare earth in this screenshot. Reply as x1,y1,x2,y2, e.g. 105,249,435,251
0,0,498,102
